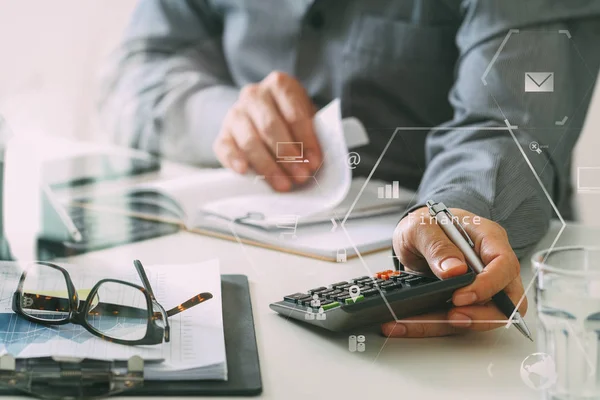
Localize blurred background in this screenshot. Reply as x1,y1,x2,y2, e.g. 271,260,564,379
0,0,599,225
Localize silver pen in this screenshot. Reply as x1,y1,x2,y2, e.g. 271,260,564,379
426,200,533,341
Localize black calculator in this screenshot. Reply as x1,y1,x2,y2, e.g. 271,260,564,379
270,269,475,331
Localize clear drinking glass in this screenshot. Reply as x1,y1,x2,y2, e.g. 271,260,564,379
532,246,600,400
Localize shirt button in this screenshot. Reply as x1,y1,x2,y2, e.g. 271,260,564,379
308,11,325,30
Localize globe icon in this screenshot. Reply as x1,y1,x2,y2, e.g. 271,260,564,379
520,353,558,391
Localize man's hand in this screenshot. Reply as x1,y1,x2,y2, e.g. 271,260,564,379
382,206,527,337
213,71,322,191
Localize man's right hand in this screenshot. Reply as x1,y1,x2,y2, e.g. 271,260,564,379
213,71,322,192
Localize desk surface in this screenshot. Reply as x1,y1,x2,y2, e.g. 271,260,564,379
61,221,591,400
4,142,596,399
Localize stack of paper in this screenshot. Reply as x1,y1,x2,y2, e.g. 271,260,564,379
0,259,227,381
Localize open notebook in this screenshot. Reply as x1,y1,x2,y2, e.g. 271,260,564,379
71,100,415,260
0,259,227,381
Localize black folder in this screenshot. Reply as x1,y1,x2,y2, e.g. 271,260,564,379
130,274,262,396
0,274,262,397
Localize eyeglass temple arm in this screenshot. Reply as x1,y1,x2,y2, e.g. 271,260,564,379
133,260,214,317
165,292,213,317
133,259,155,298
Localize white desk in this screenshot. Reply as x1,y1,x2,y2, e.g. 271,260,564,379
4,143,595,399
61,220,593,400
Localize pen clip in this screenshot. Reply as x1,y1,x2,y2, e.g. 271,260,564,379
426,200,475,248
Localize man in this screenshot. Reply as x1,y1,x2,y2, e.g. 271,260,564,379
99,0,600,337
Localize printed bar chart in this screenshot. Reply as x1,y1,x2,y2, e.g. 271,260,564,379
378,181,401,199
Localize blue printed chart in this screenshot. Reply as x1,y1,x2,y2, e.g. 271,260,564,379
0,313,92,356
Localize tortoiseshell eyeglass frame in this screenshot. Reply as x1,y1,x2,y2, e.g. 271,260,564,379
11,260,213,346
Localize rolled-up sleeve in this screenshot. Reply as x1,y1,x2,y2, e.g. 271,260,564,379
98,0,238,165
416,1,600,257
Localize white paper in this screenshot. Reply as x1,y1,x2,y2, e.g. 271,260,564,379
342,117,369,149
0,260,226,380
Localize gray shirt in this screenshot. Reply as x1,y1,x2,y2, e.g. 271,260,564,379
99,0,600,257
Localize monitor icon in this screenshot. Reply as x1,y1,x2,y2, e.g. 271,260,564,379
276,142,309,163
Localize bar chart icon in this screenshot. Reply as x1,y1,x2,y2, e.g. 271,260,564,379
378,181,400,199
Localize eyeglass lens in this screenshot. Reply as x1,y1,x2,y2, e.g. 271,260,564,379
20,263,70,322
85,281,150,341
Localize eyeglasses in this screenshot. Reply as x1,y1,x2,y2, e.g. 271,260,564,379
11,260,212,346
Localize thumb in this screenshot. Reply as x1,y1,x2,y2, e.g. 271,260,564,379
418,226,470,279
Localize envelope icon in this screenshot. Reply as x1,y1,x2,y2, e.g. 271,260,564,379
525,72,554,92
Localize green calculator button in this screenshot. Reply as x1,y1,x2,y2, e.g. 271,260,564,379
322,301,340,310
345,295,364,305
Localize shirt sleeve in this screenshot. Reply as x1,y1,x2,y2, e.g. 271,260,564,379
98,0,238,165
417,1,600,258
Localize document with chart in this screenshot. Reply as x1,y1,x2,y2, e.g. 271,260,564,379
0,259,227,381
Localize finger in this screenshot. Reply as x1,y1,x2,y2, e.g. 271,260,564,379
213,132,248,174
452,231,522,307
381,311,464,338
245,92,310,183
230,111,292,192
392,212,430,273
395,209,470,279
448,287,528,331
265,72,322,170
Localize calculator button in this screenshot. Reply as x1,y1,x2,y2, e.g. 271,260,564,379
308,286,327,294
349,276,369,283
318,299,334,307
361,288,379,297
391,273,410,282
402,279,425,288
364,278,385,287
337,294,351,302
321,301,340,310
325,290,342,299
404,276,427,286
376,270,394,279
344,295,365,305
319,288,336,297
283,293,311,303
382,283,402,292
331,281,349,288
300,298,317,306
